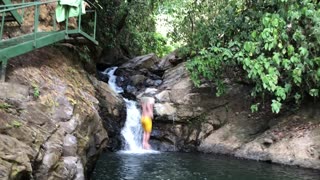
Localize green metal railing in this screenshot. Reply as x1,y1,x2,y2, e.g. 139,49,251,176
0,0,25,25
0,0,98,82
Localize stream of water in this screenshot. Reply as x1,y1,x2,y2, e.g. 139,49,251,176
103,67,158,153
94,67,320,180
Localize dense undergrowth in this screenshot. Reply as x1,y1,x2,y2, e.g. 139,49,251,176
173,0,320,113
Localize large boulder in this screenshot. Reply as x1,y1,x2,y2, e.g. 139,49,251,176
120,53,159,72
0,47,115,179
88,76,126,151
158,50,183,71
112,56,163,99
234,104,320,169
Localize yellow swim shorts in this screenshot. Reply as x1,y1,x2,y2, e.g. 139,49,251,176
141,116,152,133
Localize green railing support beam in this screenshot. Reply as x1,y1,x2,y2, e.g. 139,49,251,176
0,31,66,60
0,0,59,13
21,0,25,18
0,1,35,8
78,0,82,33
1,11,5,38
0,0,99,70
33,2,39,47
1,0,23,25
65,7,69,35
52,11,56,31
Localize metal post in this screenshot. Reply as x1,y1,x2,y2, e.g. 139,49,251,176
1,12,5,38
94,10,97,39
34,3,39,47
53,10,56,31
21,0,25,18
0,59,7,82
65,7,69,34
78,0,82,32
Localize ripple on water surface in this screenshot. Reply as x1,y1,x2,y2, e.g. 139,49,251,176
91,152,320,180
118,149,161,154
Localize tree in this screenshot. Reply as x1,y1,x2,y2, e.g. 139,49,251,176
96,0,171,57
160,0,320,113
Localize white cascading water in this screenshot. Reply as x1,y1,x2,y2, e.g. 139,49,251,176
121,99,143,151
102,67,157,153
103,67,124,94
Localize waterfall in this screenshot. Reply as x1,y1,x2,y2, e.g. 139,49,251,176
102,67,124,94
103,67,157,153
121,99,143,151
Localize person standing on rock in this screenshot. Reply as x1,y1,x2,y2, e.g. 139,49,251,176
140,96,155,150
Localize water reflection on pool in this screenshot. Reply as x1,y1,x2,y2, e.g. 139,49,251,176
91,152,320,180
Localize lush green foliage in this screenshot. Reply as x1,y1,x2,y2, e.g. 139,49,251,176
166,0,320,113
96,0,172,57
97,0,319,113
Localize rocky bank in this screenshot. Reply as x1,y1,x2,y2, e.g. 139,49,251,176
0,47,125,179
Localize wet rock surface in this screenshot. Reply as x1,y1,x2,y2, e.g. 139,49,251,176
0,47,123,179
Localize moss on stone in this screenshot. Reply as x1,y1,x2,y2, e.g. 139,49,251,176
0,103,11,109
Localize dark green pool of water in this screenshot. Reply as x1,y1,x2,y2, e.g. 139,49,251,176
91,152,320,180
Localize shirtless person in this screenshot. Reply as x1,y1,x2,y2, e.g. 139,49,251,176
140,97,155,150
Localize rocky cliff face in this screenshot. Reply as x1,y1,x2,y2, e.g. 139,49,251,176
0,47,124,179
114,52,320,170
